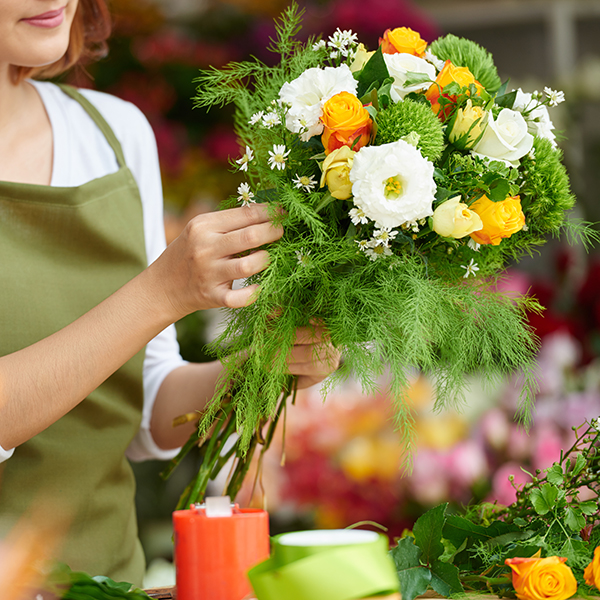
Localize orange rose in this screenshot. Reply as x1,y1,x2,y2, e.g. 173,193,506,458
469,194,525,246
321,92,373,155
584,546,600,590
505,556,577,600
425,60,483,119
379,27,427,56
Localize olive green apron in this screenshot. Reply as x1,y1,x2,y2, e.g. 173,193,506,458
0,84,148,585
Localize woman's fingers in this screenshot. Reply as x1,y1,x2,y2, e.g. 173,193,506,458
220,220,284,256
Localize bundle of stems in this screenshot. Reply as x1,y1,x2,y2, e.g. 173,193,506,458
162,375,297,508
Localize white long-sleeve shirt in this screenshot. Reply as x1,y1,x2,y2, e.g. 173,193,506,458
0,81,187,463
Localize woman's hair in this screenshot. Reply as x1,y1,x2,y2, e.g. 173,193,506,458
12,0,112,83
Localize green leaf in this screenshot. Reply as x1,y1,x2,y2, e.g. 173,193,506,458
488,179,511,202
430,560,463,596
442,81,462,97
404,71,434,87
530,483,559,515
443,516,519,549
559,537,590,569
571,453,586,477
496,90,517,109
390,537,432,600
356,47,390,98
565,506,586,532
413,503,447,565
579,500,598,515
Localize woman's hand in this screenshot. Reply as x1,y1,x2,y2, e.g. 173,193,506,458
287,325,341,389
150,204,283,321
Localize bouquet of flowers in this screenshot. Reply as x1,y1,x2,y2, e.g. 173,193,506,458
164,4,596,505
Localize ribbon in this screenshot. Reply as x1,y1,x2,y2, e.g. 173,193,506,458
248,529,400,600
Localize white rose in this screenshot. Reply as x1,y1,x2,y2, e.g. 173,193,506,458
383,53,436,102
349,140,436,229
513,88,557,147
279,64,357,141
472,108,534,166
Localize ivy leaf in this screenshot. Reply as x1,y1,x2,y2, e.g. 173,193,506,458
390,537,432,600
430,559,463,596
565,506,586,532
579,500,598,515
413,503,447,565
530,483,559,515
570,453,586,477
546,463,564,486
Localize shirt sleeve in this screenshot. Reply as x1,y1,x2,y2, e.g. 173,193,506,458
80,90,189,462
0,445,14,462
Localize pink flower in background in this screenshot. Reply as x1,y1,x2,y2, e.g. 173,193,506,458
203,125,241,165
532,424,564,472
410,449,451,505
490,462,531,506
480,408,510,451
447,440,488,488
506,424,531,461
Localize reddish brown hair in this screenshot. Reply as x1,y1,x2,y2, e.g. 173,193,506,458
12,0,112,83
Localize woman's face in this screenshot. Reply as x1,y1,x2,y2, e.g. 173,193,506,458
0,0,78,69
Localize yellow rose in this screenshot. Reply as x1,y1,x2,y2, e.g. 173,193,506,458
321,92,373,155
350,43,375,73
584,546,600,590
432,196,483,239
449,100,486,149
505,556,577,600
469,194,525,246
425,60,483,119
379,27,427,57
320,146,355,200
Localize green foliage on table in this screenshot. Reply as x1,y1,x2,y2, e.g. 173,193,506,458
47,564,151,600
389,421,600,600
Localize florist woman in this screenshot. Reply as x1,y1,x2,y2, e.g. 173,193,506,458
0,0,338,586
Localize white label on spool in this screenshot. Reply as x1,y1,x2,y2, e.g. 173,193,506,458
205,496,233,518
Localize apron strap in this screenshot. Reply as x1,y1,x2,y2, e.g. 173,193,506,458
55,83,127,169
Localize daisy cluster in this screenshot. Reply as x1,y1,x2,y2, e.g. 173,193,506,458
232,22,573,282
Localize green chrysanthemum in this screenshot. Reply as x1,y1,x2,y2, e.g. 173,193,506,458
375,99,445,162
521,138,575,233
429,34,502,93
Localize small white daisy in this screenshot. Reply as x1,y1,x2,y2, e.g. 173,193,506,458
267,144,290,171
237,182,255,207
293,174,317,192
467,238,481,252
372,227,399,247
262,111,281,129
248,111,264,125
328,29,358,57
544,87,565,107
236,146,254,172
312,40,326,51
461,258,480,278
528,148,536,161
365,245,393,261
295,249,311,266
522,223,529,232
355,239,370,252
349,207,369,225
329,50,339,60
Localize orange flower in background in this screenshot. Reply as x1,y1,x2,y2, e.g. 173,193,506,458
505,555,577,600
321,92,373,155
469,194,525,246
379,27,427,56
584,546,600,590
425,60,483,119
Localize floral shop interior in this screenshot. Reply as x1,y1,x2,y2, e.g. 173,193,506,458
2,0,600,599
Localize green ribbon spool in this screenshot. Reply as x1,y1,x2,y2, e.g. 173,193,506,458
248,529,400,600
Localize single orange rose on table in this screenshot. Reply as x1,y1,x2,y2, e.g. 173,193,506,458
379,27,428,56
469,194,525,246
584,546,600,590
425,60,484,119
321,92,373,155
505,555,577,600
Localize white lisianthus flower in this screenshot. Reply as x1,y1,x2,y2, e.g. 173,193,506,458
513,88,557,148
349,140,436,229
382,53,436,102
471,109,534,166
278,64,358,141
